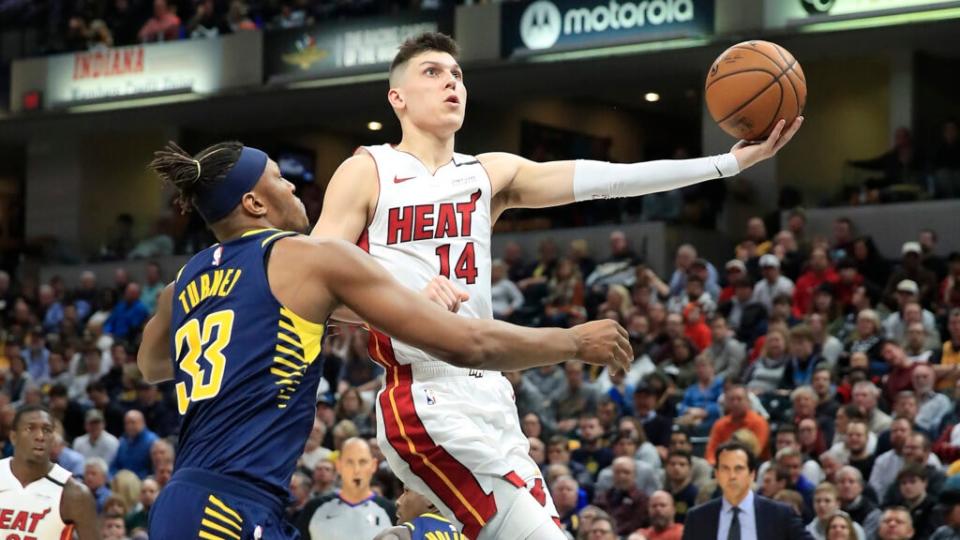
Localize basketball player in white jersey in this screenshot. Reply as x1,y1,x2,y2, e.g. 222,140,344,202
0,405,98,539
311,33,802,540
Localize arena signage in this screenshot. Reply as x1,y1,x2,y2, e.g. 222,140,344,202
264,11,453,84
10,33,260,111
502,0,714,56
766,0,957,27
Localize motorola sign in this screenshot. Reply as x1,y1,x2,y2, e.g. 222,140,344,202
504,0,714,56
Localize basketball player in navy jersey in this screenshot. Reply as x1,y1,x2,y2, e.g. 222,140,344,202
139,141,630,539
374,486,465,540
311,32,803,540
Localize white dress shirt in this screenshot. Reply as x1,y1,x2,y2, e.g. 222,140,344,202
718,489,757,540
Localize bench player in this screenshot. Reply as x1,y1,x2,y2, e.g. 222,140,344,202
311,32,802,540
139,141,630,539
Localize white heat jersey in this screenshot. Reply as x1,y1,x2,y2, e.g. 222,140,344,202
360,144,493,369
0,458,73,540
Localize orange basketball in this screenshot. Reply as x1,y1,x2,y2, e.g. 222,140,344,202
705,40,806,141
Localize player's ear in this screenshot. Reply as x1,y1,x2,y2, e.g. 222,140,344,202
240,191,267,218
387,88,404,111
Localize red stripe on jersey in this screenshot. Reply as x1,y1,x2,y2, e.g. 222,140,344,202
357,228,370,252
61,524,75,540
503,471,525,489
379,363,496,540
367,327,399,371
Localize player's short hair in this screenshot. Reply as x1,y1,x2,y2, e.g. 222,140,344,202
148,141,244,218
13,405,50,431
390,32,460,79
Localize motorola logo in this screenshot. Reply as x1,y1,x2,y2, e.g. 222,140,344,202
520,0,563,50
801,0,835,15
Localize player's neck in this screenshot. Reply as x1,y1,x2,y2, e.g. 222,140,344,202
339,488,374,505
395,128,455,174
10,458,52,487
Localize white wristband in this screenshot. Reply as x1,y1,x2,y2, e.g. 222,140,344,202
572,153,741,202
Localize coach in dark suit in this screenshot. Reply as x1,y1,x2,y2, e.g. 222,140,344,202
681,441,812,540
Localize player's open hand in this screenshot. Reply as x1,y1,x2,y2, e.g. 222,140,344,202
570,320,632,374
731,115,804,171
421,276,470,312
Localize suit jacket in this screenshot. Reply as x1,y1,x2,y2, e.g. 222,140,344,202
681,494,812,540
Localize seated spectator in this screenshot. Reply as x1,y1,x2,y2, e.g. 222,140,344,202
845,309,885,376
682,302,712,352
931,488,960,540
707,315,745,381
524,364,566,404
542,258,584,327
634,491,684,540
903,322,938,362
138,0,181,42
595,433,660,496
936,309,960,391
883,286,939,344
546,436,594,493
843,419,876,481
875,507,915,540
912,363,950,433
941,255,960,311
868,417,914,498
111,410,158,479
103,283,149,342
852,381,892,434
595,457,649,536
491,259,524,321
882,341,917,405
552,361,600,434
705,384,769,465
73,409,119,464
760,466,790,499
667,245,718,299
837,465,882,539
753,254,795,314
794,247,839,318
571,414,613,479
719,259,747,303
334,387,374,437
895,464,941,539
884,431,945,506
885,241,939,309
133,381,177,438
663,449,699,523
84,457,113,513
188,0,229,38
720,277,767,344
744,328,790,395
785,325,824,388
675,355,723,430
807,482,866,540
616,417,660,467
552,475,583,538
101,511,128,540
773,229,805,282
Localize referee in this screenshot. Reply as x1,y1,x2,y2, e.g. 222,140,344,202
297,437,396,539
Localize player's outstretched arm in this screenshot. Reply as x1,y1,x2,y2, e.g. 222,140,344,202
373,526,412,540
138,283,176,383
61,479,100,540
483,116,803,216
270,236,632,373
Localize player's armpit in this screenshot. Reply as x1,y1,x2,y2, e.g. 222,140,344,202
138,282,176,383
372,526,411,540
61,479,99,540
310,153,378,242
480,152,576,220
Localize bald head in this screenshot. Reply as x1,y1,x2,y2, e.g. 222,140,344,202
337,437,377,498
612,456,636,490
648,490,676,529
124,410,145,438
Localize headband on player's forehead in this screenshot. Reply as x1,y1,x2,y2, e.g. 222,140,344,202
194,146,269,223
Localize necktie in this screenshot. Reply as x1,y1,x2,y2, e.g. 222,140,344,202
728,507,741,540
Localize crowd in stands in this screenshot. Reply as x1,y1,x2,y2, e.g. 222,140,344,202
0,0,452,55
3,210,960,539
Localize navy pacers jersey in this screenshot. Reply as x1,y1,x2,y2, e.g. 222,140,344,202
170,228,325,500
403,513,465,540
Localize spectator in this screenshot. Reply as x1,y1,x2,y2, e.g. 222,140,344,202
935,309,960,391
744,328,790,395
720,260,747,303
525,364,566,405
668,430,711,491
586,514,619,540
850,237,889,293
663,450,698,525
675,355,723,429
811,366,840,425
707,315,745,381
885,242,939,309
807,482,866,540
546,435,594,493
848,126,923,190
868,417,913,497
491,259,525,321
635,490,683,540
73,408,120,467
111,410,158,479
287,471,313,524
930,489,960,540
913,363,950,433
941,256,960,313
845,310,885,375
126,476,159,532
504,371,553,433
84,456,113,513
705,384,769,465
103,283,149,342
904,322,937,362
3,354,31,403
843,420,876,481
896,464,941,539
785,325,824,388
140,262,164,313
753,254,796,314
888,431,945,506
552,361,600,434
87,380,126,436
227,0,257,32
595,456,649,536
794,248,839,318
188,0,228,38
837,465,881,539
101,512,128,540
572,414,613,478
133,381,177,438
876,507,916,540
884,285,939,343
23,328,50,383
552,475,582,538
667,245,718,299
138,0,182,42
773,230,805,282
543,258,585,327
760,466,789,499
824,512,860,540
